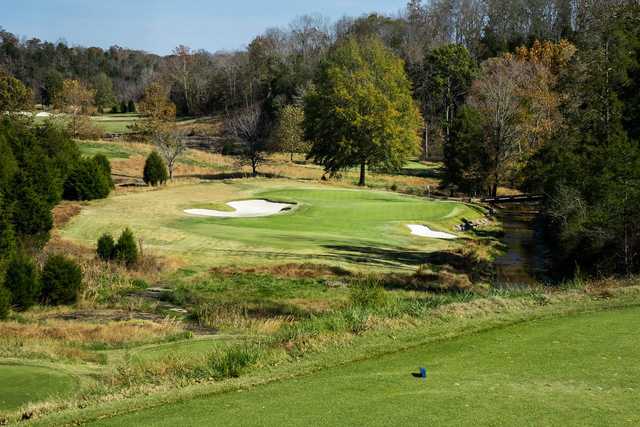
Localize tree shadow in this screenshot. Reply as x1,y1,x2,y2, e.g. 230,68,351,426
323,244,475,270
183,171,283,181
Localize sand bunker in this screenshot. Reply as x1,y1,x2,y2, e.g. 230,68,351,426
184,199,295,218
407,224,457,239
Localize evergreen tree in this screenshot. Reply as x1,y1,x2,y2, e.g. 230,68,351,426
93,154,114,189
115,228,138,267
444,106,490,195
0,199,16,263
415,44,477,159
41,254,82,305
4,254,40,311
43,69,64,107
0,286,10,319
127,100,136,113
63,158,112,201
143,151,168,186
96,233,116,261
10,172,53,247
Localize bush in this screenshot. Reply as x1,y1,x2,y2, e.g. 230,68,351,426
4,255,40,311
127,100,136,113
41,254,82,305
115,228,138,267
70,115,104,140
63,157,111,201
93,154,114,189
208,344,263,379
143,151,168,186
97,233,116,261
349,277,389,309
0,286,10,319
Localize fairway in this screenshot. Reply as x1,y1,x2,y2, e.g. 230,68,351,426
90,307,640,426
61,181,483,270
0,364,77,412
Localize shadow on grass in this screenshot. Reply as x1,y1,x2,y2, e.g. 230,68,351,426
322,245,480,271
185,172,284,181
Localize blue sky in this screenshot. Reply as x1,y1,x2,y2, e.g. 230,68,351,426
2,0,408,55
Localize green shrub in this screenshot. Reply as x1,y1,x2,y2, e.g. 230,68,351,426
143,151,168,186
63,157,112,201
41,254,82,305
127,100,136,113
97,233,116,261
115,228,138,267
349,277,388,309
93,154,114,189
0,202,16,261
10,172,53,246
0,286,11,319
208,344,263,379
4,255,40,311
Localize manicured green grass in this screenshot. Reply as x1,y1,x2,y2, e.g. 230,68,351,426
60,181,483,271
77,141,139,159
0,364,77,411
89,306,640,426
91,114,142,134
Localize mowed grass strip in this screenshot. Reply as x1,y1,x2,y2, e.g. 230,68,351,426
0,364,77,412
60,181,483,270
88,306,640,427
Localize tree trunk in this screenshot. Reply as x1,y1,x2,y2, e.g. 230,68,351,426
252,158,258,176
359,162,366,186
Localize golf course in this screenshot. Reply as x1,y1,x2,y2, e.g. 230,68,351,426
60,181,484,271
2,2,640,425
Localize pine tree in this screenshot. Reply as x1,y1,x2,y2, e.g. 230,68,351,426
4,254,40,311
143,151,169,186
41,254,82,305
115,228,138,267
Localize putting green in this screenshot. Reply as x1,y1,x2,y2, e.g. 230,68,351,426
89,306,640,426
61,181,483,271
0,364,77,412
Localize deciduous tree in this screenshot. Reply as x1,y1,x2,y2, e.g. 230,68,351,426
60,79,95,137
304,36,422,186
0,70,31,112
274,104,308,161
226,104,269,176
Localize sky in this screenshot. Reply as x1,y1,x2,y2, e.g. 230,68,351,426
2,0,408,55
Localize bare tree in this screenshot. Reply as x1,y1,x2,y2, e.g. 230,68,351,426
153,127,187,180
226,104,269,176
468,57,526,197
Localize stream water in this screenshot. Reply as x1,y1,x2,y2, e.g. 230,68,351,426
493,203,549,285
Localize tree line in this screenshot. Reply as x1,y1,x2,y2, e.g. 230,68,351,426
1,1,638,279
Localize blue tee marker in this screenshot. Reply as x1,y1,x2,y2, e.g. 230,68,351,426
420,367,427,379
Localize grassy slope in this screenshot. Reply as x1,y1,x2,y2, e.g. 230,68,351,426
0,364,77,412
59,181,483,271
89,306,640,427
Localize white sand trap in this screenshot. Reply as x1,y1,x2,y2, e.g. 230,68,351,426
184,199,295,218
407,224,457,239
35,112,52,117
